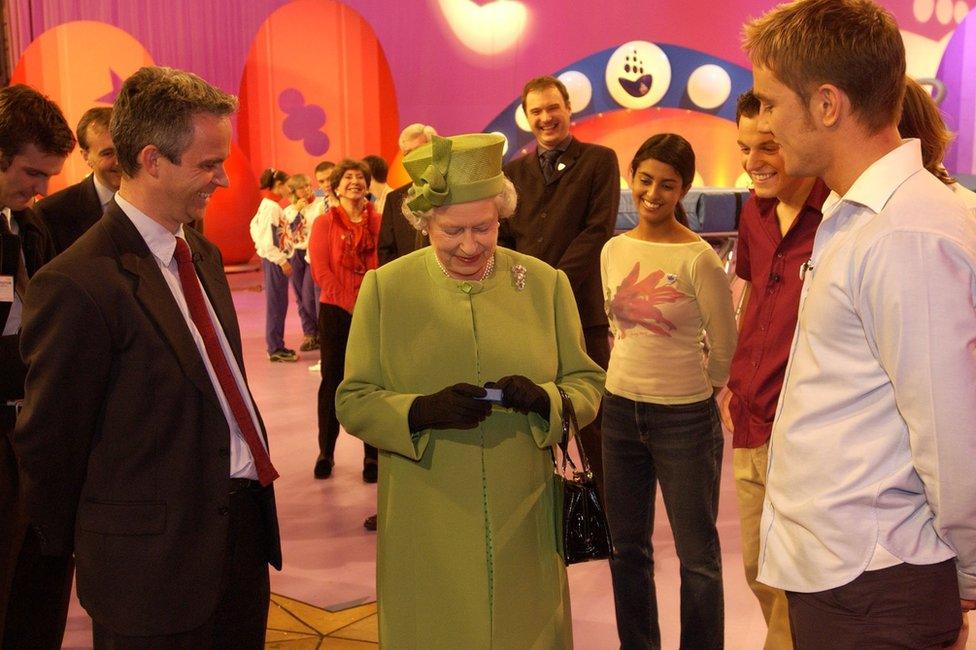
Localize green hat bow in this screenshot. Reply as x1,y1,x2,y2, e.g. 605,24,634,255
403,133,507,212
405,135,452,212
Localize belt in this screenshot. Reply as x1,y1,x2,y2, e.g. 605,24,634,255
229,478,262,494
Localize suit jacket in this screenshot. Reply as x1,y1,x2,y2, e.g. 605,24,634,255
377,183,426,266
34,174,103,254
0,207,54,401
500,138,619,329
12,201,281,635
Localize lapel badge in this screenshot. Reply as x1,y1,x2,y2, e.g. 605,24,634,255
512,264,527,291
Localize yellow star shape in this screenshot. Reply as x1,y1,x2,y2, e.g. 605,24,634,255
265,593,377,648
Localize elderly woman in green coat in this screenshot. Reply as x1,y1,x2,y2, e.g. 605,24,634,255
336,133,605,649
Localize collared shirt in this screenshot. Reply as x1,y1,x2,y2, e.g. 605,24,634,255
115,194,266,479
727,179,828,448
1,208,23,336
91,173,115,211
536,135,573,166
758,140,976,597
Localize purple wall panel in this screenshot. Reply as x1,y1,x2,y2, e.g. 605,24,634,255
4,0,965,140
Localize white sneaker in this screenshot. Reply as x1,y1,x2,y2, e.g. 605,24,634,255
309,362,321,372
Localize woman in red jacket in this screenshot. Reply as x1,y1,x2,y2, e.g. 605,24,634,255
308,159,381,481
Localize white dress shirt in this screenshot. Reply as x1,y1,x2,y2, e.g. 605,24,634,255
91,172,115,211
2,209,23,336
759,140,976,598
116,194,266,479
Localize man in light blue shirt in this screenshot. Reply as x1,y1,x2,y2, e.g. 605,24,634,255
744,0,976,647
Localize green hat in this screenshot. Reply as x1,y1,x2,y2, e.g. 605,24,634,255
403,133,506,212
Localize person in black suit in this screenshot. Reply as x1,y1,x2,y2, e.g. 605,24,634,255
13,66,281,648
0,84,76,649
377,123,437,266
500,75,619,498
35,106,121,253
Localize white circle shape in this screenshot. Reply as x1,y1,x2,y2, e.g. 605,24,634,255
914,0,935,21
955,0,970,22
734,171,752,189
605,40,671,109
687,64,732,110
514,105,530,132
490,131,509,156
936,0,953,23
557,70,593,112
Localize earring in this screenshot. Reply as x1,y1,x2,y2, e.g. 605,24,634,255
421,229,428,236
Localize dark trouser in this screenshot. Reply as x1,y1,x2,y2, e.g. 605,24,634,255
786,559,961,650
602,392,724,650
92,481,271,649
288,251,318,336
262,259,289,354
317,304,377,466
0,412,74,649
582,325,610,500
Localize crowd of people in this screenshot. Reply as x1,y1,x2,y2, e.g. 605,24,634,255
1,0,974,648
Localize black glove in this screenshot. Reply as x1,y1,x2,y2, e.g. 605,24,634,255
493,375,549,419
408,383,493,432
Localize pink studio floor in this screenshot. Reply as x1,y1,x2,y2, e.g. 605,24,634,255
57,271,973,649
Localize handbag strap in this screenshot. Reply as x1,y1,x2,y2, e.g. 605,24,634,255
554,388,593,478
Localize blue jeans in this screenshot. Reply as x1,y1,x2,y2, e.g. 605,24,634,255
602,392,724,649
288,251,318,336
262,259,289,354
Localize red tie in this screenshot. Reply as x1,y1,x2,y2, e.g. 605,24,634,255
173,237,279,486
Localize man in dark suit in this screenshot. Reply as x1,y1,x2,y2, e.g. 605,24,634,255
35,106,121,253
377,123,436,266
13,66,281,647
0,84,76,649
0,85,75,648
500,75,619,496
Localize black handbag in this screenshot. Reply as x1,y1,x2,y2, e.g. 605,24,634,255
553,388,613,565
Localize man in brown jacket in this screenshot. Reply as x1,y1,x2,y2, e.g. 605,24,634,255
14,66,281,647
501,75,619,494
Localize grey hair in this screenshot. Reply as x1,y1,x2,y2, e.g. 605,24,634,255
398,123,438,153
401,177,518,232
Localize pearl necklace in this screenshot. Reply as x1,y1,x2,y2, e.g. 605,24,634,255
436,252,495,281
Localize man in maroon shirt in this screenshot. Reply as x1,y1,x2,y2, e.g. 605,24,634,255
720,90,828,649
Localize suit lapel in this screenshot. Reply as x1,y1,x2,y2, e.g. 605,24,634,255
81,175,104,225
188,232,245,373
186,230,270,443
549,138,582,186
106,206,222,409
524,147,546,186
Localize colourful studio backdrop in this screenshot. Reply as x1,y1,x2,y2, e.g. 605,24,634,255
6,0,976,263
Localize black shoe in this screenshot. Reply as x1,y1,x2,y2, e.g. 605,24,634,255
362,462,378,483
364,514,377,531
313,458,334,479
269,348,299,362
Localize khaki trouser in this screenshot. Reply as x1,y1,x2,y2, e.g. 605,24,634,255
733,443,793,650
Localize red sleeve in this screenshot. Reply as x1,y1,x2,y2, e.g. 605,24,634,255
309,211,335,291
735,194,756,282
366,203,382,272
